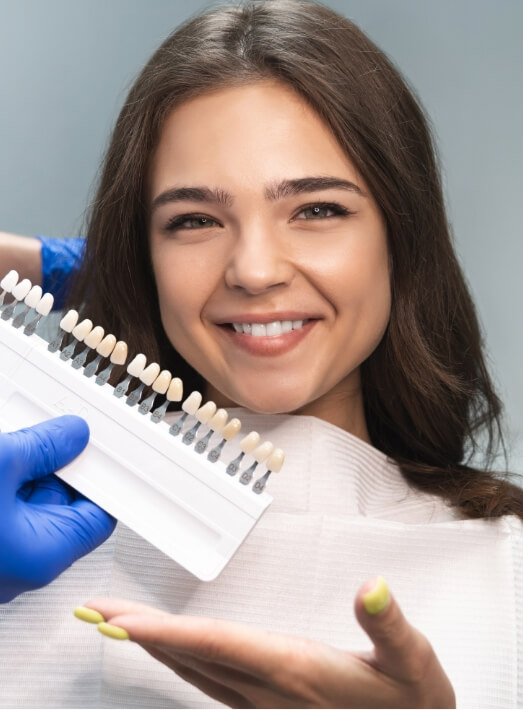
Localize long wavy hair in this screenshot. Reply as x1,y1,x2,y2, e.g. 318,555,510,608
70,0,523,520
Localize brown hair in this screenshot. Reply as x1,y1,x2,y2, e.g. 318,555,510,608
70,0,523,521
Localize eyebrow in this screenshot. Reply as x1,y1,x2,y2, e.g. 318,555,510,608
151,176,366,211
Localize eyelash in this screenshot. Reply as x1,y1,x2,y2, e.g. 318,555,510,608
163,202,353,232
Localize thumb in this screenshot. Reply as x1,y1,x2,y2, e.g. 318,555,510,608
1,416,90,495
354,576,434,684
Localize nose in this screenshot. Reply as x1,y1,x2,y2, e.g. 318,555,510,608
224,224,294,295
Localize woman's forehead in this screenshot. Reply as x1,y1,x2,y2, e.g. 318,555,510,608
148,81,364,200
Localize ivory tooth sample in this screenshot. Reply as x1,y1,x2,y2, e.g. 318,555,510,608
84,333,117,378
1,278,31,321
126,362,160,407
72,325,104,369
253,448,285,494
12,285,42,329
239,440,274,485
23,292,54,336
195,408,228,454
60,318,93,361
0,270,19,306
48,309,79,352
207,417,241,463
150,376,182,423
139,369,171,415
182,400,217,445
113,353,147,398
96,340,128,386
169,391,202,436
226,431,261,476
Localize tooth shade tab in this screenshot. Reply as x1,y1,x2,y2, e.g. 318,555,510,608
140,362,161,386
127,353,147,377
72,319,93,342
35,292,54,316
152,370,171,394
252,441,274,463
222,418,241,440
24,285,42,308
97,334,117,357
12,278,32,301
84,325,105,349
60,310,79,332
166,377,183,402
0,270,18,292
266,448,285,472
182,391,202,415
111,341,128,365
208,408,228,433
240,431,261,454
195,401,216,424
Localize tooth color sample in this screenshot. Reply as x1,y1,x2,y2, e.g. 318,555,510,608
111,341,128,365
252,441,274,462
35,292,54,316
266,448,285,472
97,334,117,357
222,418,241,440
127,353,147,377
0,270,19,291
60,310,79,332
152,369,172,394
166,377,183,402
84,326,105,349
24,285,43,308
12,278,32,301
182,391,203,415
72,319,93,341
240,431,261,453
140,362,161,386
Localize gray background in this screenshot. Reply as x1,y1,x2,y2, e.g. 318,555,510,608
0,0,521,474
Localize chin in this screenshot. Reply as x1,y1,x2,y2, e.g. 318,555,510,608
227,388,312,416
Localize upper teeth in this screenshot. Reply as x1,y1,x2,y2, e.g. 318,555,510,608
232,320,308,336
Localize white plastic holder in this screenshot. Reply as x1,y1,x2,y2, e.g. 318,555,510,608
0,319,272,581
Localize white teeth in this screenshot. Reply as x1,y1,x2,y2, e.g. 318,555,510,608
231,319,309,336
266,321,282,337
251,323,266,337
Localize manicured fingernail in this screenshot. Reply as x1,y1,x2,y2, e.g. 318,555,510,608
363,576,390,615
97,622,129,640
74,606,105,624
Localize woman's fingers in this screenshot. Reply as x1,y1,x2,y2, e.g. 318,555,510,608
88,602,285,679
354,577,456,708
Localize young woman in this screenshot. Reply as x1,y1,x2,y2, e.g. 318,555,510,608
0,1,521,707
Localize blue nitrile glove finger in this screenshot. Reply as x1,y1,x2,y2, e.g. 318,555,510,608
0,416,116,603
18,475,75,505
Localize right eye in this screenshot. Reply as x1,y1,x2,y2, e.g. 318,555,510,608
164,214,219,232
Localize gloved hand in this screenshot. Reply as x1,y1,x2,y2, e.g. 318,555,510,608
0,415,116,603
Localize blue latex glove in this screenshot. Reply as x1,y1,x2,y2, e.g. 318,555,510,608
0,415,116,603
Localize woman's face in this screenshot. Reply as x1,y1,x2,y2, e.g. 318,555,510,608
148,81,390,432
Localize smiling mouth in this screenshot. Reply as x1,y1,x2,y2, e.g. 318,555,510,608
228,319,312,337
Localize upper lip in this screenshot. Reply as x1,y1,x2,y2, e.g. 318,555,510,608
214,312,321,325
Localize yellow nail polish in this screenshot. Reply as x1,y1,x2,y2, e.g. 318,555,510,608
97,622,130,641
363,576,390,615
74,606,105,624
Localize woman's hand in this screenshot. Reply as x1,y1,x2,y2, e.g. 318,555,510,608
0,416,116,603
82,578,455,708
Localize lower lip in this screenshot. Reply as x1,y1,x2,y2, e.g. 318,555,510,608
218,320,318,356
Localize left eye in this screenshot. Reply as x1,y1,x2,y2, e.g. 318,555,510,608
295,203,350,220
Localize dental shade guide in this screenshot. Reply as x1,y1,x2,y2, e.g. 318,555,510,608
0,273,283,581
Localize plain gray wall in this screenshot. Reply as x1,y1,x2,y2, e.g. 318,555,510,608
1,0,521,474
